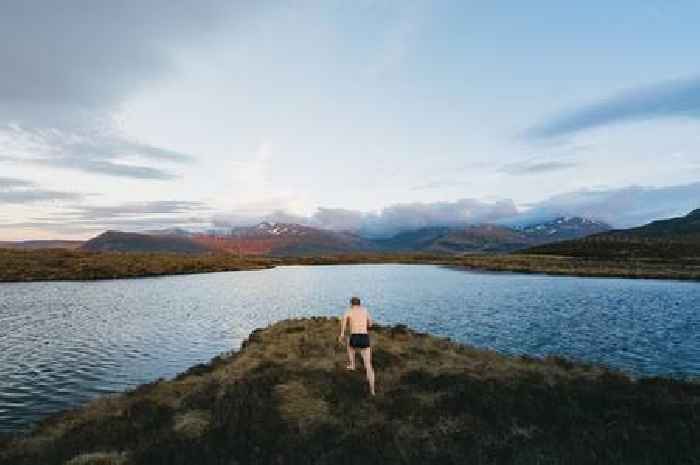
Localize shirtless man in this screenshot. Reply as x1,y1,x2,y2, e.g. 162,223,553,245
338,296,375,396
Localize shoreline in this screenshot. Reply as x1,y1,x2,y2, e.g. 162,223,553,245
2,316,697,436
2,318,698,464
1,249,700,283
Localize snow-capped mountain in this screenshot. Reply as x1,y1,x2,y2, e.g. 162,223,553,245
519,217,611,241
82,217,610,255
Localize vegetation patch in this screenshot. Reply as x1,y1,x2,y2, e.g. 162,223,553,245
2,248,700,282
1,318,697,464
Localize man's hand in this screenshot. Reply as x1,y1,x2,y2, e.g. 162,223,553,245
338,335,345,344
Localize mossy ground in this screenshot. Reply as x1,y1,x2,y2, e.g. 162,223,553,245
2,248,699,282
0,249,273,282
1,318,698,465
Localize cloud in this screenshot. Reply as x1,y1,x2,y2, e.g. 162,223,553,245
16,200,212,235
0,2,241,108
410,179,469,191
31,158,177,180
527,76,700,138
214,198,519,237
0,176,84,204
0,177,33,189
212,208,307,229
0,1,254,179
0,107,194,182
7,183,700,238
313,208,366,231
214,183,700,235
360,199,519,236
499,160,577,175
68,201,209,219
517,182,700,227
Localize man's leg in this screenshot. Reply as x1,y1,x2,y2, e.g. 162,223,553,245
347,343,356,370
360,348,375,396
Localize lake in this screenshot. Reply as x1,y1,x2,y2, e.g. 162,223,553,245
1,264,698,432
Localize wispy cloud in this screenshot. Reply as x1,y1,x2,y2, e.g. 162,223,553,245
410,178,469,191
0,124,191,180
71,201,209,220
0,177,33,189
499,160,577,175
0,176,84,204
516,182,700,227
17,200,212,235
214,198,519,237
526,76,700,138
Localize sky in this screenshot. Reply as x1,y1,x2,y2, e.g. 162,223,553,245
2,1,700,239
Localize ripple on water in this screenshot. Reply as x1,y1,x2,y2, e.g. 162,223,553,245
1,264,699,432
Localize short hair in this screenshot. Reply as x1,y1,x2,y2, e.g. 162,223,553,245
350,296,361,306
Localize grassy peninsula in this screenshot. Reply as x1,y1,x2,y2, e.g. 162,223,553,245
1,318,697,465
0,249,274,282
2,248,700,283
288,253,700,280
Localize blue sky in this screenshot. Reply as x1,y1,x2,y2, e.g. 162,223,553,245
1,1,700,239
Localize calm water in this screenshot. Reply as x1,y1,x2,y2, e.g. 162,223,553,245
1,265,699,432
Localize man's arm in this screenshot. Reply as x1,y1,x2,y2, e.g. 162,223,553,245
338,311,349,343
367,311,372,328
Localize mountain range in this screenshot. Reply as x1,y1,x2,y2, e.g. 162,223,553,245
80,217,611,255
528,209,700,259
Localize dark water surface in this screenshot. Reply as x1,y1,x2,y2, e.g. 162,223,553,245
1,265,698,432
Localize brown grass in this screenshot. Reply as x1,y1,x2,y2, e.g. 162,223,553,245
2,248,699,282
0,249,273,282
1,318,698,464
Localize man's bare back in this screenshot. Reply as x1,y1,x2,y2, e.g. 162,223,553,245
339,297,375,396
345,306,371,334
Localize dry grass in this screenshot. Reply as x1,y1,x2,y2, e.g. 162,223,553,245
1,318,698,465
0,249,273,282
2,248,699,282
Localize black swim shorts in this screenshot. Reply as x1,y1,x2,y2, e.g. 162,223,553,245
349,333,370,349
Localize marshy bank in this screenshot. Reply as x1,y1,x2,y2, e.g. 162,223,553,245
3,248,700,283
1,318,698,465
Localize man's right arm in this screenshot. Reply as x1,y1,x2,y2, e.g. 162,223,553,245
339,311,348,342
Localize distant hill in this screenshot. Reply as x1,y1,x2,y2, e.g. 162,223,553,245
81,231,210,254
78,217,609,256
371,226,453,252
0,240,84,250
619,208,700,239
527,209,700,259
428,224,534,253
192,222,378,256
81,224,376,256
375,217,610,254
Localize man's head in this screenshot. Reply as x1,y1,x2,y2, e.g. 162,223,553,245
350,296,361,306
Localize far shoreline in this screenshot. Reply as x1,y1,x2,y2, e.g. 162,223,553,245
1,248,699,283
